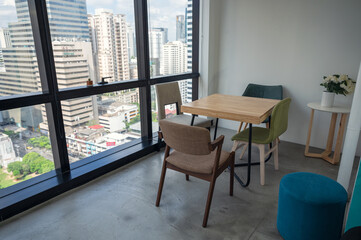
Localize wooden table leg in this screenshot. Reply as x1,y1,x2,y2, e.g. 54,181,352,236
322,113,337,157
332,113,348,164
305,109,315,156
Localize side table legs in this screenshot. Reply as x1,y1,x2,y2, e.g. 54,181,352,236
305,110,348,164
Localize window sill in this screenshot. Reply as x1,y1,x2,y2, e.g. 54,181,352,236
0,135,160,222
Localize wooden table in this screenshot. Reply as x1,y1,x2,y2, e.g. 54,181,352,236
181,94,280,187
305,102,350,164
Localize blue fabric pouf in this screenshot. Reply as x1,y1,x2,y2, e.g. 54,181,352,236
277,172,348,240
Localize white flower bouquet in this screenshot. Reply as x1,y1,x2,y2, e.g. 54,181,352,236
321,74,356,95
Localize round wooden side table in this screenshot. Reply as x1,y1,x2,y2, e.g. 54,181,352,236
305,102,351,164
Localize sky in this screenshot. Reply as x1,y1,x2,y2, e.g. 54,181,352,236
0,0,188,41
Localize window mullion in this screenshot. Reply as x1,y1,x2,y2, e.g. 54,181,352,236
28,0,70,173
192,0,200,101
134,0,152,139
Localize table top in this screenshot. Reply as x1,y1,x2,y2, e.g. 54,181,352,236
181,94,280,124
307,102,351,114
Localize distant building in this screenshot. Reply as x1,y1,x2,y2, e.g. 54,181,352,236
0,0,92,129
162,41,187,75
88,9,130,82
149,28,168,76
0,28,11,48
162,41,188,103
40,42,98,131
126,23,136,60
0,133,16,167
176,15,185,42
98,102,138,132
129,58,138,79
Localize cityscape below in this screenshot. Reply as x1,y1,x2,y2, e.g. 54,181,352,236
0,0,192,189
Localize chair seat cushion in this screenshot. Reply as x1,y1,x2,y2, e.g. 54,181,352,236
164,114,212,128
231,127,271,144
166,150,230,174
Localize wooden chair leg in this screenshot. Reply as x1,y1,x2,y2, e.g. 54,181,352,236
237,122,244,133
203,177,217,227
186,174,189,181
156,160,167,207
274,140,279,170
259,145,265,185
239,143,248,160
230,155,234,196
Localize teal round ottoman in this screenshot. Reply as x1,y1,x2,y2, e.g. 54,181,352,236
277,172,348,240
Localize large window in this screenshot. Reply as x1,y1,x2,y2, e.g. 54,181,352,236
0,0,199,220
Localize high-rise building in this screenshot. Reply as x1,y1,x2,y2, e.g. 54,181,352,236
0,28,12,72
149,27,168,76
176,15,185,42
162,41,187,75
185,0,193,102
88,9,130,83
126,23,136,61
40,42,96,131
0,28,11,48
0,0,95,129
162,41,188,102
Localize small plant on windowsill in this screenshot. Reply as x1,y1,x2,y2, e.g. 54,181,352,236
320,74,356,107
86,78,93,87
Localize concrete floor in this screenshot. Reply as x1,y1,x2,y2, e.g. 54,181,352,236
0,127,358,240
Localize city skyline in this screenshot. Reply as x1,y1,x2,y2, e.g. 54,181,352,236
0,0,188,42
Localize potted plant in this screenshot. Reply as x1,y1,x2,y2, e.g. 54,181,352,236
86,78,93,87
320,74,355,107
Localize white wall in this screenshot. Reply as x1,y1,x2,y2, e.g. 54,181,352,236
200,0,361,155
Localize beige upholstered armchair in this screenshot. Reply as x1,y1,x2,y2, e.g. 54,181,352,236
156,120,235,227
155,82,213,129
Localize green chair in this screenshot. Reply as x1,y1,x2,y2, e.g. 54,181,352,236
231,98,291,185
238,84,283,132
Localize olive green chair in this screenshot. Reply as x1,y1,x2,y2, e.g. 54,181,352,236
231,98,291,185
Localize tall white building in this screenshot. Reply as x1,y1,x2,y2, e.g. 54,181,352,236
162,41,187,75
88,9,130,83
162,41,188,103
149,28,168,76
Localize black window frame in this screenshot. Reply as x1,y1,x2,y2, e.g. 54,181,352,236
0,0,200,221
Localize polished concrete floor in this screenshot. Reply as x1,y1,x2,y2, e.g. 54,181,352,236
0,128,358,240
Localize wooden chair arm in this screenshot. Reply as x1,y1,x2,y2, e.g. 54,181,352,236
158,131,163,139
209,135,224,151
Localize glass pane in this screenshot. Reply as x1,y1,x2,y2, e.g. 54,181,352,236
148,0,191,77
0,104,54,190
0,0,43,97
61,89,141,163
45,0,137,89
151,79,192,132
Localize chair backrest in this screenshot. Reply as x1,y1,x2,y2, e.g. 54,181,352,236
156,82,183,120
243,84,283,100
159,119,211,155
269,98,291,140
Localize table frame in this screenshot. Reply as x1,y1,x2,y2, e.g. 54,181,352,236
304,109,348,164
185,94,279,187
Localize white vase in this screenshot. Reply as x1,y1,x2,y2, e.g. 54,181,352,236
321,91,335,107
